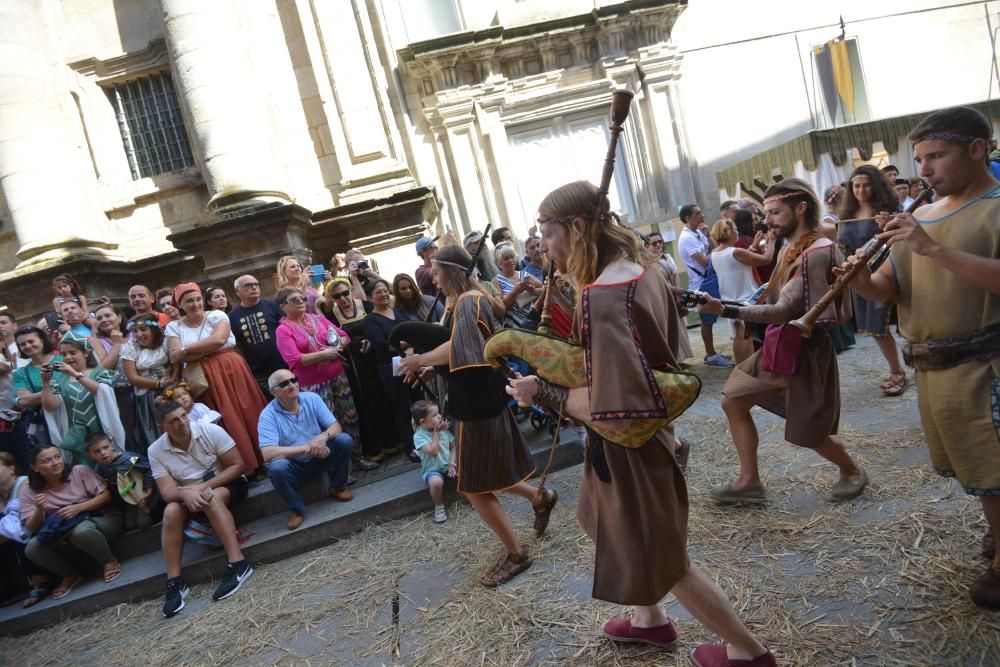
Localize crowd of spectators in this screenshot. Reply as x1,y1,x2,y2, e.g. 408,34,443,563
0,231,556,617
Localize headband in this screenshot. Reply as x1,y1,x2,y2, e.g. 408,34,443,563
172,282,200,308
60,330,91,350
823,184,845,206
762,191,805,205
161,382,191,400
126,317,160,332
912,131,979,146
431,259,469,270
536,212,611,225
325,278,351,297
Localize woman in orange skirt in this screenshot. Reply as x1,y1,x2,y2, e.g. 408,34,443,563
165,283,267,473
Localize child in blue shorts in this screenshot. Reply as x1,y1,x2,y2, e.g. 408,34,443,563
411,400,455,523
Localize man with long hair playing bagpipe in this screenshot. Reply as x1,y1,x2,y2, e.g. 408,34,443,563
395,244,558,587
507,181,774,666
841,106,1000,609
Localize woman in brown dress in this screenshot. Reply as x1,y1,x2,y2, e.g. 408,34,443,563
397,245,557,587
508,181,773,667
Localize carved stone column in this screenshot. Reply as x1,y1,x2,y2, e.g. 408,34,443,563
159,0,291,211
0,0,114,267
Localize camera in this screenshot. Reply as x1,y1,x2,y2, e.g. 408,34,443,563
756,222,769,234
357,260,370,271
40,364,56,373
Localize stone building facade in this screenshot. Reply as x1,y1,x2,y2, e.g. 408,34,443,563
1,0,996,317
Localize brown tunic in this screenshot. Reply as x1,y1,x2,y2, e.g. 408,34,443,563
891,186,1000,493
575,267,690,606
449,293,535,494
724,238,849,449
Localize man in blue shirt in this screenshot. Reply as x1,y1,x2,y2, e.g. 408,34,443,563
258,369,354,530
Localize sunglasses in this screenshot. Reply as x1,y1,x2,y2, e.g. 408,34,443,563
331,291,351,299
273,376,299,389
649,240,663,246
284,296,306,305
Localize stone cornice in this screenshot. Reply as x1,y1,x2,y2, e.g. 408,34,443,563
68,39,170,83
399,1,684,97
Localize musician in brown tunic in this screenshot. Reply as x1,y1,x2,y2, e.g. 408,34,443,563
843,106,1000,609
698,179,868,504
396,244,557,588
509,181,774,667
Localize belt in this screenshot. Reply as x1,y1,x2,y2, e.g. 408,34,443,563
903,323,1000,371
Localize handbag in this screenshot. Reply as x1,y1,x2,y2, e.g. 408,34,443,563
180,318,211,398
182,361,209,398
760,323,802,375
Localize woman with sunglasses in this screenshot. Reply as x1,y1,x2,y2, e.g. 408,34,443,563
165,283,267,474
122,314,179,454
276,287,378,471
323,279,391,463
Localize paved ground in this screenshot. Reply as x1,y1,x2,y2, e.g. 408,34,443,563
5,333,999,666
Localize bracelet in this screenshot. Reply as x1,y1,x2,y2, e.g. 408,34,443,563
535,378,569,409
722,304,740,319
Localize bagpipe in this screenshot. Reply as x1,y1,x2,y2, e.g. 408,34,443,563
482,89,701,448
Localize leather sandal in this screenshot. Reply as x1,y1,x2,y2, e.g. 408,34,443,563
480,547,531,587
532,488,558,537
52,576,82,600
22,584,52,608
882,373,908,397
103,559,122,583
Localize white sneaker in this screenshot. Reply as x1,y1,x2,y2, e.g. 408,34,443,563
433,504,447,523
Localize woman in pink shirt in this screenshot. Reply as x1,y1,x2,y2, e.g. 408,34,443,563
18,443,122,600
275,288,377,470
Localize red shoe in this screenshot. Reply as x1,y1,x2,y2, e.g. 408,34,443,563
691,644,776,667
601,617,678,648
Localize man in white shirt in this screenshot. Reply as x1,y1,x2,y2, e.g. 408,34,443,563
677,204,733,367
149,401,253,618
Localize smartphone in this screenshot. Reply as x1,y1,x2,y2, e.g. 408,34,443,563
43,311,61,331
200,486,214,502
309,264,324,286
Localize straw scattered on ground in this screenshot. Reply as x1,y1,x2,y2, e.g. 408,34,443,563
5,337,999,666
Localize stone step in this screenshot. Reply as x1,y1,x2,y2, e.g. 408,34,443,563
112,453,421,561
0,429,583,637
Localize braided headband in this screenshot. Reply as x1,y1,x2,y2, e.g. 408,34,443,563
824,184,844,206
912,131,979,146
536,211,612,225
762,191,806,205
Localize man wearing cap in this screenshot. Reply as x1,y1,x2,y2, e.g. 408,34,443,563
228,275,286,396
415,237,439,297
258,369,354,530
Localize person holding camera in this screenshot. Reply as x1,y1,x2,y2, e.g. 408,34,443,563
148,400,252,618
344,249,380,301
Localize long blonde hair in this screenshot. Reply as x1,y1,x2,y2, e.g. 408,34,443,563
275,255,310,292
537,181,644,288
